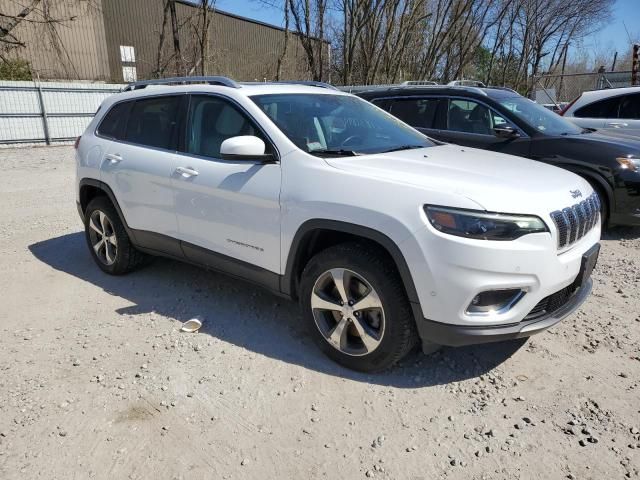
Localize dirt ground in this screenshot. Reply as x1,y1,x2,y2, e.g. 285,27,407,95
0,146,639,480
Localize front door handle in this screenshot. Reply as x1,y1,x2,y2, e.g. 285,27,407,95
105,153,122,164
606,122,628,128
175,166,199,178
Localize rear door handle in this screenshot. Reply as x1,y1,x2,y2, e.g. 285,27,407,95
175,166,199,178
606,122,628,128
105,153,122,163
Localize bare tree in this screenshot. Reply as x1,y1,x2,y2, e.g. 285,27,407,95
287,0,328,80
192,0,215,76
168,0,184,76
276,0,290,80
0,0,43,53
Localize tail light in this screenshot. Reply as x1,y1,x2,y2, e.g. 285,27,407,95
559,95,580,116
74,136,81,149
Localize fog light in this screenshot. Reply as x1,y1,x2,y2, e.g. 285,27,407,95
466,289,524,315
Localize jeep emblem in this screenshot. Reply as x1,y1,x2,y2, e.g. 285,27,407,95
570,189,582,199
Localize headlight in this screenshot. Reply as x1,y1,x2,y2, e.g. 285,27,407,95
424,205,548,240
616,155,640,172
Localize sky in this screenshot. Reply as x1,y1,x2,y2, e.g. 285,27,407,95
583,0,640,53
216,0,640,61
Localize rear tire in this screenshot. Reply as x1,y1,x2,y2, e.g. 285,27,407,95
299,242,418,372
84,196,149,275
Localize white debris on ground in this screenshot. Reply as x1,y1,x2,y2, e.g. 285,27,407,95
0,146,639,479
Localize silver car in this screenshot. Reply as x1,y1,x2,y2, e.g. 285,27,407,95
562,86,640,136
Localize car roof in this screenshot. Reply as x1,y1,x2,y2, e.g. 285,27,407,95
354,85,521,100
579,86,640,99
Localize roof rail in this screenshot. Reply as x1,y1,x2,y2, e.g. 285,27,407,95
122,76,240,91
447,79,486,87
401,80,438,86
261,80,339,90
336,84,393,93
487,86,518,94
338,82,441,93
338,83,493,97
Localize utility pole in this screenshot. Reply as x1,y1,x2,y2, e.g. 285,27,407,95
632,44,639,86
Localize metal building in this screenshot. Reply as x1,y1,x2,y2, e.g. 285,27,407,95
0,0,325,82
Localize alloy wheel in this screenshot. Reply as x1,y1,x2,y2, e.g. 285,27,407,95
311,268,385,356
88,210,118,266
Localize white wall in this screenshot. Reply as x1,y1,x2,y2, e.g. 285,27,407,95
0,81,125,145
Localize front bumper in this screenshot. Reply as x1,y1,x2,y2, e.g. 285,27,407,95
415,278,592,347
401,216,600,329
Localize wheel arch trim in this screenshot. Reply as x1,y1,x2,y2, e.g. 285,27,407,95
78,178,136,242
281,219,421,307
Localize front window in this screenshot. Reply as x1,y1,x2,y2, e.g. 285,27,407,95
251,93,435,156
498,96,583,136
184,95,271,158
446,99,514,135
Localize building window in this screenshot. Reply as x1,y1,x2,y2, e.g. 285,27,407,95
122,66,137,82
120,46,136,63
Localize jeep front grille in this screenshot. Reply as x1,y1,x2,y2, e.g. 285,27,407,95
550,193,600,249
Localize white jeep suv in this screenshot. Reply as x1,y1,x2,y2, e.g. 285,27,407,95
75,76,601,371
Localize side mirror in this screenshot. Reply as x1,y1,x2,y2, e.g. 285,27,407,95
220,136,276,162
493,126,520,139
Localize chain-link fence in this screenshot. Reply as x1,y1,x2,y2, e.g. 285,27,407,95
532,71,635,106
0,80,123,146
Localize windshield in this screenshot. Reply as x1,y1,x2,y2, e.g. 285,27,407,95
498,96,583,136
250,93,435,155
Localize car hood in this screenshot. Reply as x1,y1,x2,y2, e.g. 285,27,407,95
325,144,591,214
566,130,640,151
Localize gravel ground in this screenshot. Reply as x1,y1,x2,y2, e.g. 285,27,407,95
0,146,639,480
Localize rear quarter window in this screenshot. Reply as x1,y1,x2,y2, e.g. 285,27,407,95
96,101,133,140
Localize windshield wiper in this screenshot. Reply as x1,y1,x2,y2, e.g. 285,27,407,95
379,145,426,153
311,149,360,157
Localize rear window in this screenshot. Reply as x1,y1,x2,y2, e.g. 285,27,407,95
96,101,132,140
124,96,181,149
619,93,640,120
574,96,621,118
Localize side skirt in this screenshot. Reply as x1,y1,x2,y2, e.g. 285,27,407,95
132,229,285,298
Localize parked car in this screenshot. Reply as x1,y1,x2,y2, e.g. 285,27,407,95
541,102,568,114
76,77,600,371
561,86,640,136
357,85,640,227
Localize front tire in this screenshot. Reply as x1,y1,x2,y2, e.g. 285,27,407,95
84,196,148,275
299,242,418,372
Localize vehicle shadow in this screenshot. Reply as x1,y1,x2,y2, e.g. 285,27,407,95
29,232,526,388
602,225,640,241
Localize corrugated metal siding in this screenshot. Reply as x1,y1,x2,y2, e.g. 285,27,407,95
210,6,313,80
101,0,167,82
102,0,318,82
0,0,110,80
1,0,322,82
